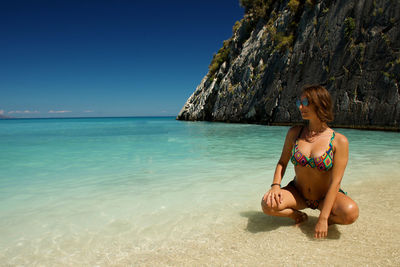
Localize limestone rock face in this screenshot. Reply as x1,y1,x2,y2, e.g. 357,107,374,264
177,0,400,130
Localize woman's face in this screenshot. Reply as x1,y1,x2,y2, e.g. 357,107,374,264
297,95,318,121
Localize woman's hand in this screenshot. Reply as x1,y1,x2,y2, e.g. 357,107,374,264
314,218,328,238
263,186,283,208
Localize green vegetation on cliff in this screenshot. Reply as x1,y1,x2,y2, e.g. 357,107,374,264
208,0,276,78
209,40,231,78
208,0,316,78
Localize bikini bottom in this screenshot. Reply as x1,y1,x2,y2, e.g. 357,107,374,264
286,179,347,210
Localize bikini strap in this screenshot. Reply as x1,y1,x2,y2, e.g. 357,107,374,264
330,131,335,142
297,125,304,139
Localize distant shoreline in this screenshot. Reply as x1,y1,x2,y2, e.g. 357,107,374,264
175,118,400,132
0,115,176,120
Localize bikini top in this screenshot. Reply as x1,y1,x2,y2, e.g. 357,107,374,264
290,127,335,171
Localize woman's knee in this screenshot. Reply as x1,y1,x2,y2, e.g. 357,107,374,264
261,197,282,215
341,202,359,224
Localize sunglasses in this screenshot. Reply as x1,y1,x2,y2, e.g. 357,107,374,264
296,98,309,108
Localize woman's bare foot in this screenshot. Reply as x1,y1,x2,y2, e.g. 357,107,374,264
291,210,308,225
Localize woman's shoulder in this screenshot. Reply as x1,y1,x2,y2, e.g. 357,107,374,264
332,130,348,147
289,125,303,133
290,125,303,130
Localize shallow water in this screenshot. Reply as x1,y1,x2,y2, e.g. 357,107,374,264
0,117,399,265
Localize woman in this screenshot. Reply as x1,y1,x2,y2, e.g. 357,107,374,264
261,85,359,239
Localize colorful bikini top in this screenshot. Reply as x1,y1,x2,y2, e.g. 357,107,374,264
291,127,335,171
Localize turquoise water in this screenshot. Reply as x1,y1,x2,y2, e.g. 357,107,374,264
0,117,399,263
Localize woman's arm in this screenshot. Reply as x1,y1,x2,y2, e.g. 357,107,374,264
264,126,300,207
314,133,349,238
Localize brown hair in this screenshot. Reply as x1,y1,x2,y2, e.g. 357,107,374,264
301,85,334,122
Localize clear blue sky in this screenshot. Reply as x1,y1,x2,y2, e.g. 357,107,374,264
1,0,244,118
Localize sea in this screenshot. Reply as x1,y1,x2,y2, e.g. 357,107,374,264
0,117,399,265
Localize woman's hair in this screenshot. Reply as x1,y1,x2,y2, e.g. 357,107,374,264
301,85,334,122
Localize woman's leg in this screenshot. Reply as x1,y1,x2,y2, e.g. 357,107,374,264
319,192,359,225
261,184,309,224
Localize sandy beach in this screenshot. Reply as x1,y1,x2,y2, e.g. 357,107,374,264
4,176,398,266
115,177,399,266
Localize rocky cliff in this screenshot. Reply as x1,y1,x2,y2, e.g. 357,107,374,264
177,0,400,130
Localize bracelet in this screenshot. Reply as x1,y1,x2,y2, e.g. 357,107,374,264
271,183,281,188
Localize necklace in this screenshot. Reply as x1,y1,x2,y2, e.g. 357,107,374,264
304,125,327,142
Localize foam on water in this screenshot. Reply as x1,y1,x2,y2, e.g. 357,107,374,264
0,117,399,264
